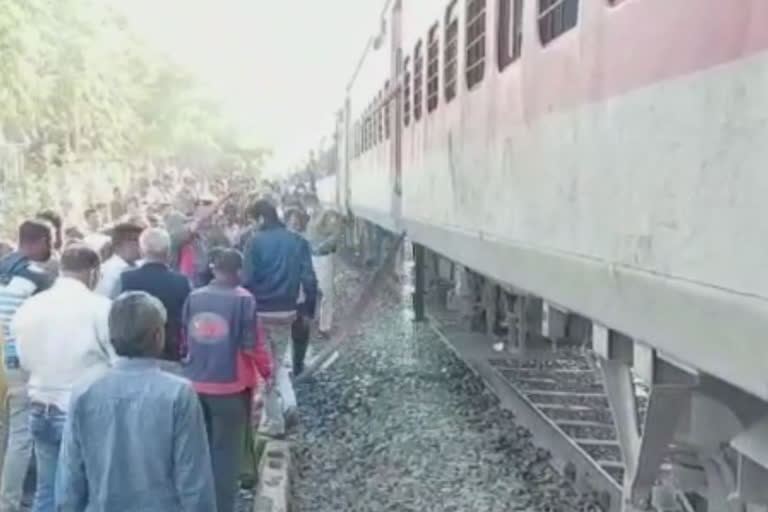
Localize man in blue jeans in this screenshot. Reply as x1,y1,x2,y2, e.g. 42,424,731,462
0,220,54,512
13,245,113,512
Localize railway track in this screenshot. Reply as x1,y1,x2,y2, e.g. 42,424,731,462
343,245,630,510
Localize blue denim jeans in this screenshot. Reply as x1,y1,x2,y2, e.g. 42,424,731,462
28,403,66,512
0,391,33,512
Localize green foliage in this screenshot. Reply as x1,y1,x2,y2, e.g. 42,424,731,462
0,0,267,236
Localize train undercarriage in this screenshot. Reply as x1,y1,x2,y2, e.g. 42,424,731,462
344,214,768,512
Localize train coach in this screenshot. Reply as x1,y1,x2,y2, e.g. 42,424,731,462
326,1,768,510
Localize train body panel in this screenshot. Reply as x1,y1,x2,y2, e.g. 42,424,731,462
337,2,768,506
389,0,768,402
346,1,399,232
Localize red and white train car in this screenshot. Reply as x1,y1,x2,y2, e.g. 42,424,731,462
341,0,768,510
345,5,400,233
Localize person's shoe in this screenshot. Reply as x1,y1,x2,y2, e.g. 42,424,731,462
240,475,256,490
284,407,300,430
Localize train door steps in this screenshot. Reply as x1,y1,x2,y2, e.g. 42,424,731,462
426,306,623,512
253,438,291,512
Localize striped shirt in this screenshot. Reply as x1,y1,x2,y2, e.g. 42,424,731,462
0,252,53,390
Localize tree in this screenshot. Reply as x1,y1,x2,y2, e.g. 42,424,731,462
0,0,269,236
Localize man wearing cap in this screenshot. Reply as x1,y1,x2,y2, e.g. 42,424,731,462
95,223,143,299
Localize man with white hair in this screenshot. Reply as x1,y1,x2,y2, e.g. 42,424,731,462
119,228,191,361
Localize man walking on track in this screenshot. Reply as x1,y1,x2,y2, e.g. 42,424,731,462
181,248,271,512
307,207,343,338
242,199,317,437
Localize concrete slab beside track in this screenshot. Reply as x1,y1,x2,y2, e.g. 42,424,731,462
253,438,292,512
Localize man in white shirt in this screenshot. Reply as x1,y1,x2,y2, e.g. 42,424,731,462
13,244,114,512
95,223,142,298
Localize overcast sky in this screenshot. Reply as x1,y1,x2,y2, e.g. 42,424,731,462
121,0,382,175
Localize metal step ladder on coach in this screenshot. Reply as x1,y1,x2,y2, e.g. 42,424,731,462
424,256,768,512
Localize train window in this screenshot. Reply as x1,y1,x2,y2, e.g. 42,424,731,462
373,102,379,146
358,120,363,156
413,41,424,121
384,81,391,139
465,0,487,89
353,122,358,158
444,0,459,102
364,112,370,152
356,120,361,157
377,92,384,142
369,107,375,148
403,56,411,126
368,110,373,149
358,118,363,155
538,0,579,45
427,24,440,113
361,116,366,154
498,0,523,70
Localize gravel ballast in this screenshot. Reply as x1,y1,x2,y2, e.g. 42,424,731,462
291,261,598,512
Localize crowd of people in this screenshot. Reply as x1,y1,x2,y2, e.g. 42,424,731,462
0,169,343,512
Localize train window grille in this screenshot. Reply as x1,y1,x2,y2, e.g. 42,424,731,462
403,57,411,126
357,118,365,156
367,112,373,149
369,109,374,149
371,104,376,147
360,117,365,154
361,115,366,153
378,92,384,141
498,0,523,70
364,113,370,152
374,104,379,146
444,0,459,102
356,122,361,158
358,120,363,157
538,0,579,45
367,111,373,149
413,41,424,121
427,24,440,113
359,121,364,156
384,81,391,139
465,0,487,89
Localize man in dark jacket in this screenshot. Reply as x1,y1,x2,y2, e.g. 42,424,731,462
120,228,191,361
242,199,317,436
243,200,318,316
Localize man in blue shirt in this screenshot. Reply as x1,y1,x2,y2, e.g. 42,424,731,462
55,291,216,512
